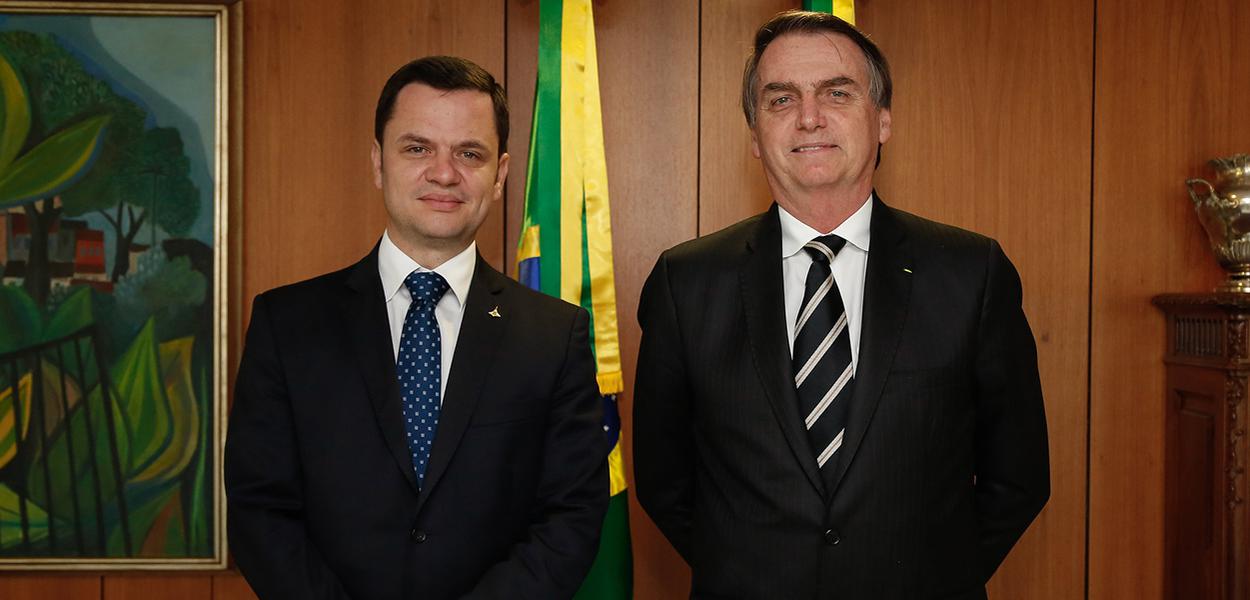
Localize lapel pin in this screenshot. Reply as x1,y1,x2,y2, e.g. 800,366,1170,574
902,268,913,274
488,306,502,318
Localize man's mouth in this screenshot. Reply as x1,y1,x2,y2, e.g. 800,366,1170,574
791,143,836,153
419,194,464,210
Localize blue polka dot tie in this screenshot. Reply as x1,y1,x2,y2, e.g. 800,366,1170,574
397,271,449,489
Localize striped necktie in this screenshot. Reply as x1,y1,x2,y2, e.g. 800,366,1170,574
792,235,855,475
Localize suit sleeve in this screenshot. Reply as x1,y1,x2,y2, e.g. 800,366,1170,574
464,307,609,600
973,240,1051,580
632,253,697,562
225,294,353,600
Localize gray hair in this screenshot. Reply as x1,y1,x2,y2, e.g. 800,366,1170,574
741,10,892,128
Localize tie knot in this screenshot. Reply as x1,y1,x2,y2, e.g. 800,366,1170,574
803,235,847,265
403,271,450,305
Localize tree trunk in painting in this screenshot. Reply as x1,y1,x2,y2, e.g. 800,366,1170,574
103,201,147,282
23,199,63,307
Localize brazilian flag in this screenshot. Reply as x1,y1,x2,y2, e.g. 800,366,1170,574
515,0,630,598
804,0,856,23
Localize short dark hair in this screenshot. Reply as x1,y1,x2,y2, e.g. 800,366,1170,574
374,56,509,152
741,10,892,127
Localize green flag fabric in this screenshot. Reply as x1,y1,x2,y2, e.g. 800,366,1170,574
516,0,631,598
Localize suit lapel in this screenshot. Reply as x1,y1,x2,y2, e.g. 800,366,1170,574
826,195,913,497
740,204,827,496
414,255,507,514
341,244,421,496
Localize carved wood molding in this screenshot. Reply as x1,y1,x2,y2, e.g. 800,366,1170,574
1228,373,1247,511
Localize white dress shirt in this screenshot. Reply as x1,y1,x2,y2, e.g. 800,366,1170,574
779,196,873,371
378,230,476,402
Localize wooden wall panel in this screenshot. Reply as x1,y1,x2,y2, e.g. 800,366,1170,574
0,575,99,599
211,572,256,600
697,0,790,235
241,0,507,320
595,4,700,597
100,575,210,597
863,1,1093,598
1089,0,1250,597
506,2,699,597
25,0,1250,597
503,0,539,272
103,575,210,600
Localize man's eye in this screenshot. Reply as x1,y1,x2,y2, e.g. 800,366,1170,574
770,96,792,106
461,151,483,160
406,146,429,154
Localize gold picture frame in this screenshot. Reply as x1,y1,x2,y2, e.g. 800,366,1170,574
0,0,241,570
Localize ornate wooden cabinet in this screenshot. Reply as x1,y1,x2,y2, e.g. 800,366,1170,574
1154,294,1250,600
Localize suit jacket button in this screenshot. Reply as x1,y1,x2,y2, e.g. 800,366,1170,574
824,529,840,546
411,529,427,543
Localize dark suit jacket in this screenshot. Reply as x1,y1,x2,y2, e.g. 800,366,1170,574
225,247,609,600
634,198,1050,599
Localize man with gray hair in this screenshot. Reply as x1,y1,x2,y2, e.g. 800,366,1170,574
634,11,1049,599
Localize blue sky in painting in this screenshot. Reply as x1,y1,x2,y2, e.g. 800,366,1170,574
0,13,217,245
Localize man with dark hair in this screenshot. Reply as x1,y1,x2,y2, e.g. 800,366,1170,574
226,56,608,600
634,11,1050,599
372,55,510,151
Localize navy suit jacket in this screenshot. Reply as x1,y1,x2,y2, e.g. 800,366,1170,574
634,198,1050,599
226,247,608,599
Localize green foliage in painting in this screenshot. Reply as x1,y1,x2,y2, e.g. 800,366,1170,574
0,482,48,547
0,25,214,561
0,279,209,557
112,127,202,237
0,45,31,170
0,373,31,472
0,284,42,354
99,248,208,354
45,286,94,342
0,48,109,210
0,31,201,283
0,114,110,208
3,319,204,556
0,285,94,357
118,251,206,339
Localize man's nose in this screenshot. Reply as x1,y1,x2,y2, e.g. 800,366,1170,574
425,153,460,185
796,98,825,131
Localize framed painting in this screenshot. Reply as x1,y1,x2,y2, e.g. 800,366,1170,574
0,0,240,569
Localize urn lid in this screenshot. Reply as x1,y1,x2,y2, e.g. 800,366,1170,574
1207,154,1250,193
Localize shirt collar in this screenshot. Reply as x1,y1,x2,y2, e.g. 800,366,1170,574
778,193,874,259
378,230,476,307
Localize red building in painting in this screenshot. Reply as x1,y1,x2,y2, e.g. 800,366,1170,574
71,227,110,291
1,211,113,292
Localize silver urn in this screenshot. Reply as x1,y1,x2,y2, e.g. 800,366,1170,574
1187,154,1250,292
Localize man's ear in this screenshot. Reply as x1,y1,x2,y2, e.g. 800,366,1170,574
371,140,384,189
494,152,511,201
